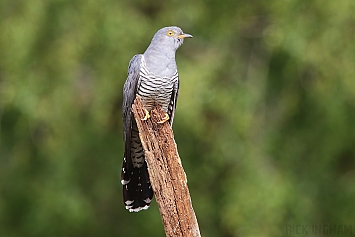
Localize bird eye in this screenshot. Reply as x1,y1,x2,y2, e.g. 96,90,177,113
166,30,175,36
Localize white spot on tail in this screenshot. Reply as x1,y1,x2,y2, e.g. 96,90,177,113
143,198,151,203
128,205,150,212
121,179,130,185
125,200,134,205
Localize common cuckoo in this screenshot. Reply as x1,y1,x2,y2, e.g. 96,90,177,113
121,26,192,212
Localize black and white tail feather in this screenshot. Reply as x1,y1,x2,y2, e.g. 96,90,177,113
121,155,153,212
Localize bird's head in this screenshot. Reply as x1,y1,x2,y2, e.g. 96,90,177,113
149,26,193,52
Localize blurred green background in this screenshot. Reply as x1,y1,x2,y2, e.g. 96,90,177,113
1,0,355,236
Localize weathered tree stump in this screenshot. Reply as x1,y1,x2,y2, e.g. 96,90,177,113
132,96,201,237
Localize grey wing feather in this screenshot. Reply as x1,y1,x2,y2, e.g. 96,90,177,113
167,78,179,126
123,54,142,159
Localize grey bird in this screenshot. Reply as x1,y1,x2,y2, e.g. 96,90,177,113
121,26,192,212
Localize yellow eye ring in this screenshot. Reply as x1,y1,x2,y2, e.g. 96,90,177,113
166,30,175,36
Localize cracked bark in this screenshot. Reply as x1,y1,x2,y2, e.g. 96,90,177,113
132,96,201,237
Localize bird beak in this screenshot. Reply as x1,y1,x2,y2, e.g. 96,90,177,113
178,33,193,39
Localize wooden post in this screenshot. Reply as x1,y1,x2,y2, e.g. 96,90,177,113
132,96,201,237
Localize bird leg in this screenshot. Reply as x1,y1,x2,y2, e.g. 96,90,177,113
157,113,170,124
141,109,151,121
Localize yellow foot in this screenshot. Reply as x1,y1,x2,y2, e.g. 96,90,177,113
157,113,170,124
141,109,151,121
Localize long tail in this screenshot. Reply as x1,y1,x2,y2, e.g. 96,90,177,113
121,125,153,212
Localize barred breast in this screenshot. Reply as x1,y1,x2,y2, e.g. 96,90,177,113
137,61,178,113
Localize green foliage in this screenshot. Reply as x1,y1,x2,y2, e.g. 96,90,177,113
1,0,355,236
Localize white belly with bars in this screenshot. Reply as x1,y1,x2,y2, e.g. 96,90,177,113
137,62,178,112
